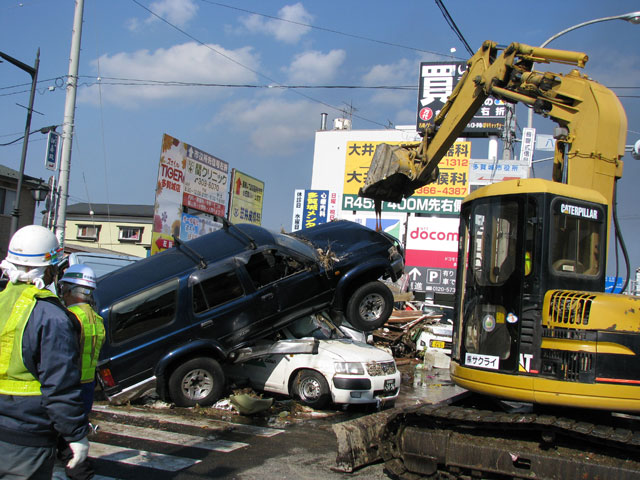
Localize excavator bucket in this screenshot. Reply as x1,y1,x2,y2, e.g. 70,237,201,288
359,143,426,204
332,409,397,472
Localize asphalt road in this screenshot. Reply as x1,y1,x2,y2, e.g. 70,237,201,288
76,365,464,480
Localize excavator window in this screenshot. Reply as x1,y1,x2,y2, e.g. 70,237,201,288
549,199,604,277
469,200,519,286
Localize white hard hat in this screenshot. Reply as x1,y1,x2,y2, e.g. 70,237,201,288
6,225,63,267
60,264,97,289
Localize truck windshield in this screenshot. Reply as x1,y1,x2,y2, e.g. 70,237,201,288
273,232,319,260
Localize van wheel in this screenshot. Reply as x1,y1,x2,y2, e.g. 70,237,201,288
346,281,393,331
168,357,224,407
293,370,330,409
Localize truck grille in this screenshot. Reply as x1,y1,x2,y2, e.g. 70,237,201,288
366,361,396,376
547,291,595,326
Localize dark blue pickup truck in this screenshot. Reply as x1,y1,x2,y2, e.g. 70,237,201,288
95,220,404,407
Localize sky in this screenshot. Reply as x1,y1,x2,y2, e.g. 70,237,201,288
1,0,640,278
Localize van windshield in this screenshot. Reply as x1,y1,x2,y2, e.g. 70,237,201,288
286,312,344,340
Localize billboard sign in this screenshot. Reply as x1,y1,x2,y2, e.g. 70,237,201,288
417,61,507,137
342,140,470,215
183,144,229,216
291,189,330,231
404,216,459,294
152,134,228,255
45,131,60,171
228,169,264,225
520,127,535,166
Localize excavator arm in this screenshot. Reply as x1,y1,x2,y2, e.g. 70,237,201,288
359,40,626,210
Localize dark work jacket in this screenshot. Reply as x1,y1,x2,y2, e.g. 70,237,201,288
0,290,89,447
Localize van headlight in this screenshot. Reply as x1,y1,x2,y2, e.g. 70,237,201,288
334,362,365,375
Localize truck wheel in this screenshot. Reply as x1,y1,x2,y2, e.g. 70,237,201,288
293,370,330,409
168,357,224,407
346,281,394,331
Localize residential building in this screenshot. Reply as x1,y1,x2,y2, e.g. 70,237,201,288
64,203,153,257
0,164,48,259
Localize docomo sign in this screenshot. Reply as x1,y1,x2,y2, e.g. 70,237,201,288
405,216,460,269
410,228,458,243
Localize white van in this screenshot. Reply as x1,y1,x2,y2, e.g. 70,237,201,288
225,312,400,409
61,251,142,278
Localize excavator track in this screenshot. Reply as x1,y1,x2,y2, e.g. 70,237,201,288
377,401,640,479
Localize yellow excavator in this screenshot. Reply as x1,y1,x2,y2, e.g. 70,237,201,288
337,40,640,478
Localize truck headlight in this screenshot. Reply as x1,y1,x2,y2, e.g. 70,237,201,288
334,362,365,375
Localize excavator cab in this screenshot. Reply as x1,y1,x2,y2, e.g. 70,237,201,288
450,178,618,406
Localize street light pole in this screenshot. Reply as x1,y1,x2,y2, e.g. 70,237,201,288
0,49,40,237
526,11,640,129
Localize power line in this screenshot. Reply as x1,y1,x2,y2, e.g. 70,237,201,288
131,0,390,128
433,0,473,56
199,0,455,58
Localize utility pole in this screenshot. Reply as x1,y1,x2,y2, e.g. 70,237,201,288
55,0,84,246
0,49,40,237
502,104,516,160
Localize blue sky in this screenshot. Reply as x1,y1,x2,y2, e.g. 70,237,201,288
2,0,640,275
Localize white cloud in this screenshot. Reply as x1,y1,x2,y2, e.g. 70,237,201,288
285,49,346,84
362,58,414,86
128,0,198,30
240,3,313,44
79,42,260,107
213,96,321,155
361,58,417,106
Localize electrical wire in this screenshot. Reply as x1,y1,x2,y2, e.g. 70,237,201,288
199,0,455,58
131,0,388,128
433,0,473,56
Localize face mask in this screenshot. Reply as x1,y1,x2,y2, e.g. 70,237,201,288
0,259,48,290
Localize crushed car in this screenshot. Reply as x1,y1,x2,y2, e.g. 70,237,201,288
225,311,400,409
94,219,404,407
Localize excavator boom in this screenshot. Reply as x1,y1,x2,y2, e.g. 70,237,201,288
359,40,626,212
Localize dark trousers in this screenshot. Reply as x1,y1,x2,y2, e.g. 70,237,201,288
0,439,55,479
56,436,94,480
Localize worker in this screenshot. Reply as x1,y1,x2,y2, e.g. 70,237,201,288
0,225,90,478
59,264,105,412
57,263,105,479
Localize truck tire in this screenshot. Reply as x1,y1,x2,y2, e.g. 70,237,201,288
293,369,330,409
168,357,224,407
346,281,394,331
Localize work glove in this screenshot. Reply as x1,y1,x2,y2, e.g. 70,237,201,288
66,436,89,469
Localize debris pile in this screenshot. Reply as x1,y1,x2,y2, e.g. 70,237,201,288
372,303,453,368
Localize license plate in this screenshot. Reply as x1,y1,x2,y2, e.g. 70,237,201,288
430,340,446,349
384,379,395,392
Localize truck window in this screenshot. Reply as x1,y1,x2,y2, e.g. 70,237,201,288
245,250,305,289
110,279,178,343
193,270,244,314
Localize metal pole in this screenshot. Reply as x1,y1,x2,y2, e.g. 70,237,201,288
526,11,640,129
55,0,84,246
2,49,39,237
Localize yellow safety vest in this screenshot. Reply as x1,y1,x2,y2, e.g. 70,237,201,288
68,304,105,384
0,283,58,395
